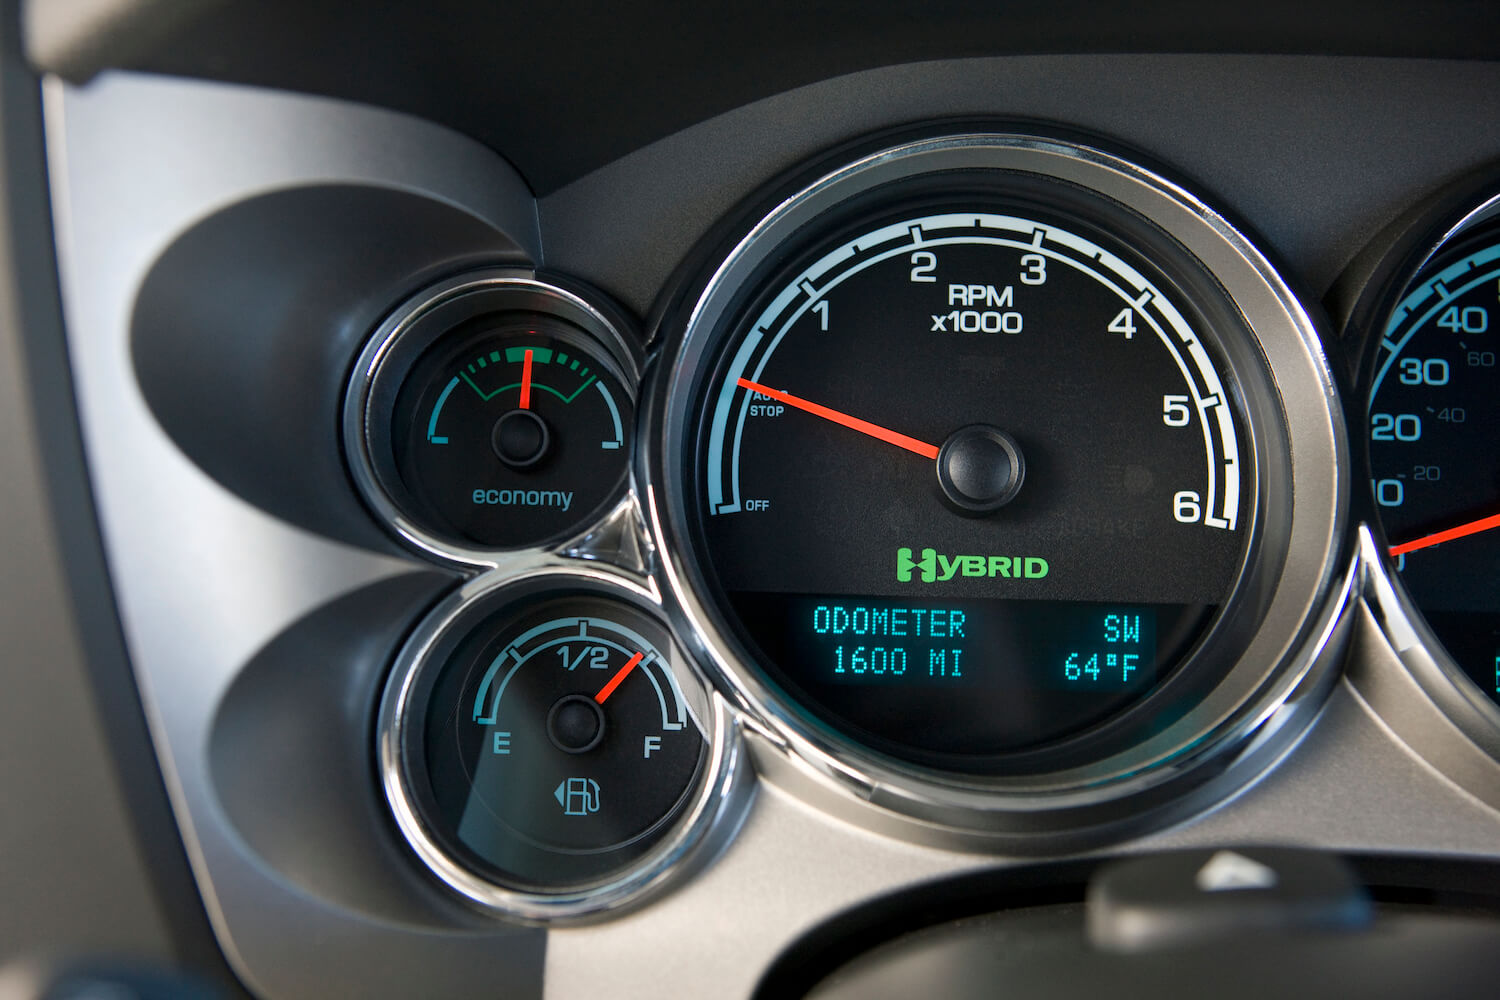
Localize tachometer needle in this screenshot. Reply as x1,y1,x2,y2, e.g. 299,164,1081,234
1390,510,1500,557
594,651,645,704
519,348,534,409
736,378,939,459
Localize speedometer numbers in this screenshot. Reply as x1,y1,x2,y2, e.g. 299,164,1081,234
1363,207,1500,712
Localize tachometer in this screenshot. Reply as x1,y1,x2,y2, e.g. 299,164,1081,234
698,200,1248,764
644,131,1350,835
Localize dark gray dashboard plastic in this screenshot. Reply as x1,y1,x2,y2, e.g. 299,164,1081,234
803,903,1500,1000
131,184,528,551
209,572,453,920
25,1,1500,192
542,55,1500,317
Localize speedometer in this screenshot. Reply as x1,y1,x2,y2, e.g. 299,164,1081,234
644,131,1350,834
1367,211,1500,708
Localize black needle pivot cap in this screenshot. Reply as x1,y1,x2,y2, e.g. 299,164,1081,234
937,424,1025,514
546,694,605,754
493,408,551,469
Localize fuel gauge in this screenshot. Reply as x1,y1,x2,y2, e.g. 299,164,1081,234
378,573,741,918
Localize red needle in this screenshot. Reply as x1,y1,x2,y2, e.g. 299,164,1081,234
594,652,645,705
736,378,940,460
519,348,534,409
1390,511,1500,557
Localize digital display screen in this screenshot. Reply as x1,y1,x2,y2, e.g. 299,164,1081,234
800,598,1156,689
731,592,1206,760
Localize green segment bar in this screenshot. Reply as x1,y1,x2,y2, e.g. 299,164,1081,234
504,346,554,364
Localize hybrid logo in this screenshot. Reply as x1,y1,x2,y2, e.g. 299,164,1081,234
896,547,1049,583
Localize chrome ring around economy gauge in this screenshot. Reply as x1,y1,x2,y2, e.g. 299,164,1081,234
639,129,1353,844
377,564,750,922
344,269,643,570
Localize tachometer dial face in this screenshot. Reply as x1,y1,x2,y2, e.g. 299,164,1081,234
1367,213,1500,709
694,195,1255,767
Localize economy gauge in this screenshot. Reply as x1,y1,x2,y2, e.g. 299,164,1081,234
346,271,638,564
643,131,1350,835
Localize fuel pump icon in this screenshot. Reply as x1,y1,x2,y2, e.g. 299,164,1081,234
555,777,601,816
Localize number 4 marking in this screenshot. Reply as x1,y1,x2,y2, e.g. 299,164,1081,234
1108,308,1136,339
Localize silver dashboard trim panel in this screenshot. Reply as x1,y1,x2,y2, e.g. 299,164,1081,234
44,73,550,997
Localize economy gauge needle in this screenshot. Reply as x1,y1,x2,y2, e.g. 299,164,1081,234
1390,510,1500,557
736,377,940,460
594,652,645,705
519,348,534,409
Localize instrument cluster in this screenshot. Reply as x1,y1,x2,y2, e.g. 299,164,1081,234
328,125,1500,920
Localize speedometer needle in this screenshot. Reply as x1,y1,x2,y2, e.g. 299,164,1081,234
1390,511,1500,557
737,378,940,459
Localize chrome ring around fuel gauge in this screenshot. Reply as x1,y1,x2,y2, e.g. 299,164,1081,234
377,564,750,922
639,129,1354,845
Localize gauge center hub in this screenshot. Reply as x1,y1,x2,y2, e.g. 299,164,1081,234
546,693,606,754
937,424,1026,514
493,408,552,469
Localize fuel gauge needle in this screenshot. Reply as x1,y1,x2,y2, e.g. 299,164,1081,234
1390,510,1500,557
595,652,645,704
736,377,940,459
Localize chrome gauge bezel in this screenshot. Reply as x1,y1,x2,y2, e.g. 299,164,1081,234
1350,189,1500,774
344,269,643,570
641,132,1352,840
376,564,749,923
